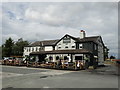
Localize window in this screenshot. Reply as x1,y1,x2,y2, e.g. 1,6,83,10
75,56,83,60
39,47,43,51
27,48,28,52
58,47,61,49
39,48,41,51
65,46,68,48
72,46,75,48
36,47,38,51
32,47,34,51
64,56,68,60
49,56,53,60
56,56,59,60
29,48,31,52
80,46,82,49
79,44,82,49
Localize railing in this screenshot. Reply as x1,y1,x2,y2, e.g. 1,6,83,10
1,60,87,70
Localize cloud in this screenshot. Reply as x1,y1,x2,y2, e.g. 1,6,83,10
1,2,118,57
2,34,20,42
25,8,41,20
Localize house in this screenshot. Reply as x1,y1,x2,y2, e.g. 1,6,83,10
23,30,106,66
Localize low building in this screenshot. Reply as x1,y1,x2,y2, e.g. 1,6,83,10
23,30,106,66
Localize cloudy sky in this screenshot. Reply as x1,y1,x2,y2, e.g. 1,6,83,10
1,2,118,57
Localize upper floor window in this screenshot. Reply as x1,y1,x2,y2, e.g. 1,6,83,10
65,46,68,48
79,44,82,49
32,47,34,51
72,46,75,48
39,47,44,51
58,47,61,49
26,48,28,52
36,47,38,51
29,47,31,52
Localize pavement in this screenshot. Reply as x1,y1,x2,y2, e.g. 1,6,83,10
1,64,119,88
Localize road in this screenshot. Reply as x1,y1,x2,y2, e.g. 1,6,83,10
1,64,119,89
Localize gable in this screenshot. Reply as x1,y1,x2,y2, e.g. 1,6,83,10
96,36,105,47
55,34,77,45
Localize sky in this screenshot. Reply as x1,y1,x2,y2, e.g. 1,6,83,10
1,2,118,58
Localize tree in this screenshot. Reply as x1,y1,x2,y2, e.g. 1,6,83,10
110,55,116,59
2,37,29,57
12,38,29,56
2,37,14,57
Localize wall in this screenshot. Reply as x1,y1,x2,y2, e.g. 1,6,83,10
45,46,53,51
46,54,86,62
55,36,76,50
23,46,40,57
97,37,104,65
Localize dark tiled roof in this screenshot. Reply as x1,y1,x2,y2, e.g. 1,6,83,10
28,35,100,47
30,49,92,55
76,36,100,43
29,39,59,47
66,34,78,41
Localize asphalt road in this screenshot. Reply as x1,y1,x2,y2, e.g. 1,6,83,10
1,64,119,88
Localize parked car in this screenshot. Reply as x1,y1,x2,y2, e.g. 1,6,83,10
8,57,15,65
2,57,14,65
14,57,26,66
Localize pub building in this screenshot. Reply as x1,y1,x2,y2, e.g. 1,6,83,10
23,30,106,69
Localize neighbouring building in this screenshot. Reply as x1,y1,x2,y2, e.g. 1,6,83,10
23,30,107,65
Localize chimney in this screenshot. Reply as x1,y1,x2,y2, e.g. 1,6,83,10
80,30,86,39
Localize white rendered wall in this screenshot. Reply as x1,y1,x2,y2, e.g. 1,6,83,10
45,46,53,51
23,46,40,57
55,37,76,50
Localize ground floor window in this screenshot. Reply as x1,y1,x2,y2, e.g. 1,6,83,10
49,56,53,60
75,56,83,60
56,56,59,60
64,56,68,60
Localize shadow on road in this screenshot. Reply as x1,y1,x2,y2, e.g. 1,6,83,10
86,64,119,76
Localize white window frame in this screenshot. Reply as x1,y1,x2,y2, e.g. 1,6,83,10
79,44,83,49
